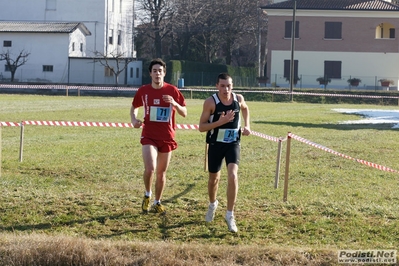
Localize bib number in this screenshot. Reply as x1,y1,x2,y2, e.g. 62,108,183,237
216,129,238,143
150,106,170,122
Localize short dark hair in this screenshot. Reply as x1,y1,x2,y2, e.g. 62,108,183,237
217,73,232,84
148,58,166,73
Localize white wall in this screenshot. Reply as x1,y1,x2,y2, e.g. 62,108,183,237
69,58,130,85
271,50,399,88
1,32,70,82
69,29,87,57
127,61,143,86
0,0,134,58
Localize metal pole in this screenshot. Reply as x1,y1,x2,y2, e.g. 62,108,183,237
258,1,262,78
289,0,297,102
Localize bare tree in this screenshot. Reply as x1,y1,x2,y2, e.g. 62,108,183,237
135,0,267,68
135,0,175,58
93,50,133,86
0,49,30,82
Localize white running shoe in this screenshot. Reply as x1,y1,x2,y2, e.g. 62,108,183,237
205,200,218,222
225,214,238,233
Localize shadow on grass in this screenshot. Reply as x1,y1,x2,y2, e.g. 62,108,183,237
254,121,398,131
0,183,198,238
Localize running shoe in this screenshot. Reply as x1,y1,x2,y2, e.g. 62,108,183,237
225,214,238,233
142,195,150,213
151,202,166,215
205,200,218,222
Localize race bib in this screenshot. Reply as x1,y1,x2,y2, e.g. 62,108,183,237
149,106,170,122
216,129,239,143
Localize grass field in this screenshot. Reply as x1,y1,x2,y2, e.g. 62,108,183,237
0,94,398,265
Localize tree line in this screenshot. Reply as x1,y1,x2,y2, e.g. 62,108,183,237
134,0,268,70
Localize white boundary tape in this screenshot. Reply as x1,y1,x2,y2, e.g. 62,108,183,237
1,84,399,99
1,120,398,174
288,133,399,173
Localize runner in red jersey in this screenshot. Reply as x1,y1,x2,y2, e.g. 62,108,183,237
130,58,187,215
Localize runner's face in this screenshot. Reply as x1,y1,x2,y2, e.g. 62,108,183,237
216,78,233,98
150,64,165,85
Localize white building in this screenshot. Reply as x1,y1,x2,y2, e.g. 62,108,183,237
0,21,91,83
0,0,142,85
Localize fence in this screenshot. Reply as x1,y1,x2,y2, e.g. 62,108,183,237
268,74,399,91
1,118,398,202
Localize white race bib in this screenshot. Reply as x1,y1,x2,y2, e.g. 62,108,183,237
149,106,171,122
216,129,239,143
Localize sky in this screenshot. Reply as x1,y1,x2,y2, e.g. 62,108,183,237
332,109,399,129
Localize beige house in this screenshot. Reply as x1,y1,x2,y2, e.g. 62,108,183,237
262,0,399,89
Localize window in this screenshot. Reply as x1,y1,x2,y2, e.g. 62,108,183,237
72,42,75,51
324,61,341,79
284,21,299,38
105,67,114,76
283,60,299,80
117,30,122,45
80,43,83,52
130,67,134,78
136,68,140,78
389,28,395,39
325,22,342,39
109,29,114,44
3,40,12,47
43,65,54,72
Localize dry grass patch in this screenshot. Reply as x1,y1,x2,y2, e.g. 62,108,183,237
0,233,336,266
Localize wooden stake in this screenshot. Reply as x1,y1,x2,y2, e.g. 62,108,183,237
19,122,24,162
274,138,283,188
283,134,292,202
0,125,2,178
204,143,209,172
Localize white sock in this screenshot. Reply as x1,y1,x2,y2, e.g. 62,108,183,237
226,211,234,217
209,200,217,207
154,200,160,205
145,191,151,197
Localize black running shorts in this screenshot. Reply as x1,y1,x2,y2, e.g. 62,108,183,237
207,142,240,173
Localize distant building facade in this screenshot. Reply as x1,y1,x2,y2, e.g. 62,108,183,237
262,0,399,89
0,0,142,85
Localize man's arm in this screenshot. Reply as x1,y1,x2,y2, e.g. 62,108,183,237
130,105,142,128
162,95,187,118
198,97,235,132
238,94,251,136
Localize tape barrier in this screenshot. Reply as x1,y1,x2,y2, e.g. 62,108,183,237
0,84,139,91
179,89,399,100
2,120,397,173
288,132,399,173
0,121,21,127
2,84,398,99
1,120,281,142
1,120,201,130
250,130,282,142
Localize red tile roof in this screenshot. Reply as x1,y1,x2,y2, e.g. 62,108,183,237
262,0,399,10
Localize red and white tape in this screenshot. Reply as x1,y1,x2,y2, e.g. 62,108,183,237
288,133,399,173
2,120,397,173
250,130,282,142
0,121,21,127
1,120,200,130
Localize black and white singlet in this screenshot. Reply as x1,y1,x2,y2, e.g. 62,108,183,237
206,93,241,144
